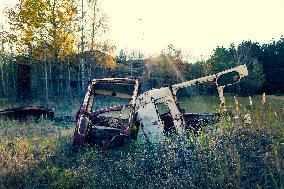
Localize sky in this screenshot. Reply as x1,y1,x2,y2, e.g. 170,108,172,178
1,0,284,61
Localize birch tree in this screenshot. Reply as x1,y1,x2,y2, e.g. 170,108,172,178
7,0,78,97
80,0,85,91
0,25,8,97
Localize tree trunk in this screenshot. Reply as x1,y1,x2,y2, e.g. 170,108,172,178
91,0,97,48
57,64,60,95
81,58,85,91
88,61,92,81
90,0,97,83
67,57,71,94
77,43,81,94
1,65,6,96
5,66,9,94
1,38,6,96
44,59,49,105
12,62,16,99
49,60,53,96
130,61,133,77
81,0,85,91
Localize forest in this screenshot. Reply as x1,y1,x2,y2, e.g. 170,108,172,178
0,0,283,100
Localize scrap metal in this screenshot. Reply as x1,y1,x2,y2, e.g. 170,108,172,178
73,65,248,146
0,106,54,121
136,64,248,143
73,78,141,147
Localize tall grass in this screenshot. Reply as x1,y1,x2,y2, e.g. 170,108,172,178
0,95,283,188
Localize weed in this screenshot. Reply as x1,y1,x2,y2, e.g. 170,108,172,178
0,95,283,188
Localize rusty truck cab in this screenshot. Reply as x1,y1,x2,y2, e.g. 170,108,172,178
73,78,141,147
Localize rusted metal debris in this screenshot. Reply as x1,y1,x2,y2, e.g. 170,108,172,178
0,106,54,121
73,78,141,147
136,65,248,143
73,65,248,147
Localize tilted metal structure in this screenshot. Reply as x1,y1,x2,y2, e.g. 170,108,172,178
73,65,248,146
136,65,248,143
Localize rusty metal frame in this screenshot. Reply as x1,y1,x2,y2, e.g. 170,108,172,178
73,78,141,146
172,64,248,110
136,65,248,143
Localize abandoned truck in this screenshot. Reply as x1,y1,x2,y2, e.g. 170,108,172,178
73,78,141,147
73,65,248,147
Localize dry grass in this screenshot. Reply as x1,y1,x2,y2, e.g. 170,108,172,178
0,95,283,188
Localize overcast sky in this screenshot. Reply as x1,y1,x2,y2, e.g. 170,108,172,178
1,0,284,60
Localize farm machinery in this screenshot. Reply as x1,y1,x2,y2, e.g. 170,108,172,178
72,65,248,147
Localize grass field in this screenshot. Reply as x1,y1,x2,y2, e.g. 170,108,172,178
0,95,283,188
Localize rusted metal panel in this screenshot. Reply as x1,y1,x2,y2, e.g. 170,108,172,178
172,64,248,110
0,107,54,121
136,65,248,144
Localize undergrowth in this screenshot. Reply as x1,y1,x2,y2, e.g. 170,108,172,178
0,95,283,188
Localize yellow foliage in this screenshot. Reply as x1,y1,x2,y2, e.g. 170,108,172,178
93,41,117,69
7,0,78,62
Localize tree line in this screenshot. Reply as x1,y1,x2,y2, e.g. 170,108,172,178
138,38,283,95
0,0,283,99
0,0,117,99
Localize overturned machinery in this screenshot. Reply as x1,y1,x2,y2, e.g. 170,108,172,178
136,65,248,143
73,65,248,147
